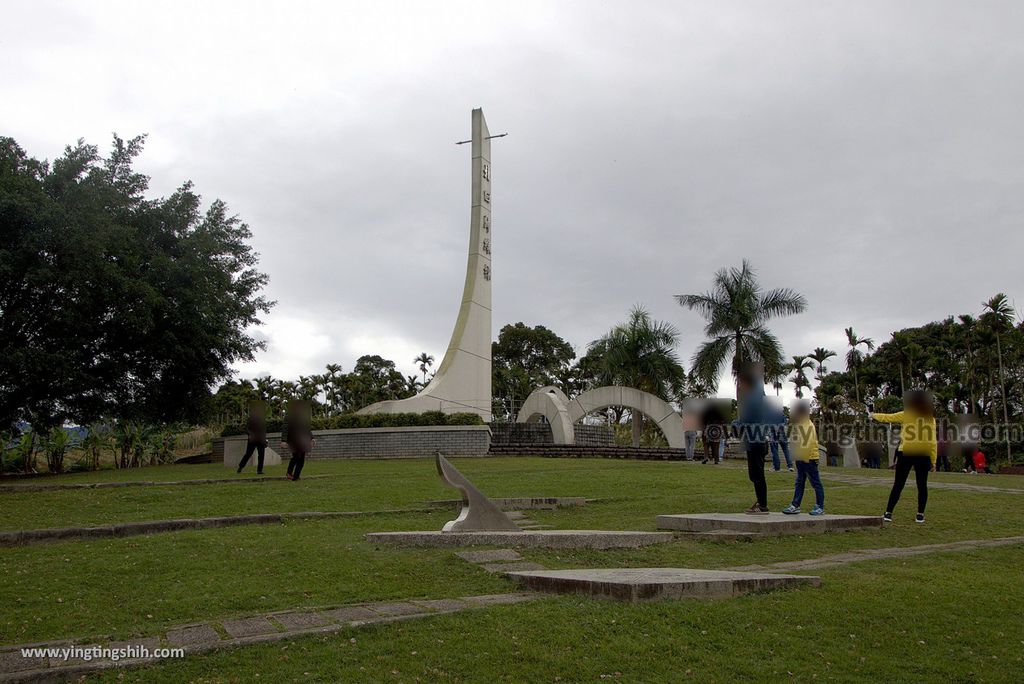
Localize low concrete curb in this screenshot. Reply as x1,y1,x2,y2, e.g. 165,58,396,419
0,509,433,548
0,593,542,682
0,474,332,494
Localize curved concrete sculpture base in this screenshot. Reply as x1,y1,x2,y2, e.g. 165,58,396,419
436,453,520,532
517,385,685,449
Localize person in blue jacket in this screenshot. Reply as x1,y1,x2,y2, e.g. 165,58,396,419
733,366,771,514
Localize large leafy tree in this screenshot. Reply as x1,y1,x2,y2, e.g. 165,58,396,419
589,306,686,447
675,260,807,397
0,135,272,429
492,322,576,417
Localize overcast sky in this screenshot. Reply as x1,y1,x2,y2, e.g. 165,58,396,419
4,0,1023,399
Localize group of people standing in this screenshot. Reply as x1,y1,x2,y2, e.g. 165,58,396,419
695,365,948,525
236,400,315,481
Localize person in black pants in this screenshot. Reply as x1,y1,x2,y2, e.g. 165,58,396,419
237,402,268,475
733,367,770,514
869,390,937,524
281,400,314,481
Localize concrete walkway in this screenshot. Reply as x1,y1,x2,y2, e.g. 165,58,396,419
728,535,1024,572
0,509,432,547
0,593,541,682
0,474,332,494
819,471,1024,494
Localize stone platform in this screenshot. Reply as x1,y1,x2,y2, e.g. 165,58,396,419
656,512,882,537
365,530,673,549
506,567,820,602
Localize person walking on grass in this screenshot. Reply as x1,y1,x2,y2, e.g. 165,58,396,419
237,401,268,475
869,389,937,524
733,366,770,514
700,398,730,465
280,400,315,481
782,401,825,515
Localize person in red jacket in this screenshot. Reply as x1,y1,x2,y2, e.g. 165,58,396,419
971,449,993,475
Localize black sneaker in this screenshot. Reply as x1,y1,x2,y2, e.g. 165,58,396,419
915,513,925,524
882,512,893,523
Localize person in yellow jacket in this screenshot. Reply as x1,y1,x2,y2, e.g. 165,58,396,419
782,401,825,515
868,390,937,524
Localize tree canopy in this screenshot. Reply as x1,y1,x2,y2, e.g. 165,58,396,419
0,135,272,429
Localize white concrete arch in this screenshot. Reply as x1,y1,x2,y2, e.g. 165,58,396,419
515,386,575,445
567,386,685,449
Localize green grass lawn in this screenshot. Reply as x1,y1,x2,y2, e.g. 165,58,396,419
1,457,1021,681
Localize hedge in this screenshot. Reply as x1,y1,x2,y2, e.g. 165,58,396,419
220,411,484,437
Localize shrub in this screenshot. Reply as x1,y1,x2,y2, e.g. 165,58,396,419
220,411,484,437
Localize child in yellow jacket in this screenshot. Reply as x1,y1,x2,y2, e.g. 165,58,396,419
869,390,936,524
782,401,825,516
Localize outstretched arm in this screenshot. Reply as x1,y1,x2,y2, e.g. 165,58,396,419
869,411,905,424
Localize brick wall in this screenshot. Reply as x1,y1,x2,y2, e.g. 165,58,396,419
213,425,491,460
487,422,614,446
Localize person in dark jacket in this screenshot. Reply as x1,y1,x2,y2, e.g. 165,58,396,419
733,366,770,514
700,399,730,465
280,400,315,481
237,401,268,474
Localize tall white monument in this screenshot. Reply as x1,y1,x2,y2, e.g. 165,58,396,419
358,108,493,420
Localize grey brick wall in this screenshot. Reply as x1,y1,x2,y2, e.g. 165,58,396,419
488,422,614,446
213,425,491,460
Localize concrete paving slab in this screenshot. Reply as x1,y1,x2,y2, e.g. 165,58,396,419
272,610,329,630
365,602,425,617
656,512,881,536
165,623,219,647
221,617,279,639
461,593,542,606
366,530,674,549
320,605,379,622
506,567,820,602
410,598,472,612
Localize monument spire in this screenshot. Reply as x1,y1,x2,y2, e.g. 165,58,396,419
358,108,493,419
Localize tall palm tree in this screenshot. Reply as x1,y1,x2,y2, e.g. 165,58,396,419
958,314,980,412
590,306,686,447
982,293,1015,461
788,355,814,398
808,347,837,382
414,352,435,384
676,260,807,398
404,375,423,396
790,371,812,398
844,327,875,406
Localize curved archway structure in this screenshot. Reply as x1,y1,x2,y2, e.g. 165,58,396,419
517,385,685,449
568,386,686,449
515,386,575,445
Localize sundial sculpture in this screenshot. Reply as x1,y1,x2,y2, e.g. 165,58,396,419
358,109,494,420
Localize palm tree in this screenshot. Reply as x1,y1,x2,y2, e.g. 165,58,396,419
590,306,686,447
414,352,435,384
404,375,423,395
808,347,837,382
958,315,980,412
844,327,875,406
982,293,1015,461
676,260,807,398
788,355,814,398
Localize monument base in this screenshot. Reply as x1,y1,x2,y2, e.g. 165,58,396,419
656,513,882,537
365,530,673,549
506,567,820,602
